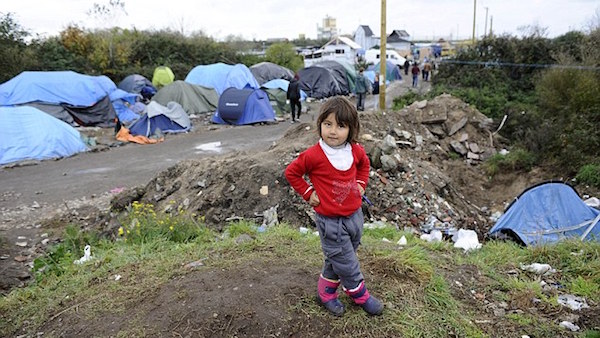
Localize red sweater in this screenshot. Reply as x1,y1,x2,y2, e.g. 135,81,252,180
285,142,370,217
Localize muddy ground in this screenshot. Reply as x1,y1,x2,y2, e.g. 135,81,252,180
2,80,597,337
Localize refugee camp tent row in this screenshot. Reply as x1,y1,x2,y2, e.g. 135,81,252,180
0,71,140,128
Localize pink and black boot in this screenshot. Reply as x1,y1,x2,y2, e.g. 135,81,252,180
344,281,384,315
317,275,345,316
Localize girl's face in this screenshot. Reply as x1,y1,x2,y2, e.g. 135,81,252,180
320,112,349,148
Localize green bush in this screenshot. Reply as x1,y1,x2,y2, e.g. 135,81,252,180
576,164,600,188
484,148,537,176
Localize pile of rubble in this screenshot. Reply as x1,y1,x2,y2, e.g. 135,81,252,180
111,94,507,238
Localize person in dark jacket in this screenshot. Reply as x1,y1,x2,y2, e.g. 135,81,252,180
403,59,410,76
355,68,368,111
372,73,380,110
287,74,302,123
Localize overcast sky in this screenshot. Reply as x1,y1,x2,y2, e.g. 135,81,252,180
4,0,599,41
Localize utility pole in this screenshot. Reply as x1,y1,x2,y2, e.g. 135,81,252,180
472,0,477,43
489,15,493,36
484,7,489,38
379,0,386,110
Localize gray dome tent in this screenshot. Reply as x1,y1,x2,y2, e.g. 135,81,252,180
313,61,351,95
297,67,342,99
249,62,295,85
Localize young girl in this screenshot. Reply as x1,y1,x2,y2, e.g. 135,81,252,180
284,96,383,316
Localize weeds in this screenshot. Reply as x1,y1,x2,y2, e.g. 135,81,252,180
576,164,600,189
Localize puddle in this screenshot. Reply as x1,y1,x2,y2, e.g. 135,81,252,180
195,141,222,153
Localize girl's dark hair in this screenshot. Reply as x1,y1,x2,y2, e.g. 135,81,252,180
317,96,360,143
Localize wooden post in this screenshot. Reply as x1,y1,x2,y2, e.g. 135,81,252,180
379,0,387,110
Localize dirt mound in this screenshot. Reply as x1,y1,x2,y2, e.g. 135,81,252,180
114,94,542,237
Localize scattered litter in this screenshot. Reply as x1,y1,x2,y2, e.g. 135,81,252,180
559,321,580,331
259,205,278,228
520,263,555,275
259,185,269,196
364,220,387,229
195,141,222,153
420,230,442,242
452,229,482,252
382,237,391,243
74,245,93,265
184,259,205,269
110,187,125,194
397,235,407,246
584,197,600,208
489,211,503,222
15,242,28,247
299,227,310,234
557,294,589,311
114,274,122,281
420,215,456,236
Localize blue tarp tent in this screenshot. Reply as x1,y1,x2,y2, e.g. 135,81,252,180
185,63,259,95
0,71,115,106
212,88,275,125
129,101,191,136
0,106,87,165
489,182,600,246
118,74,154,94
368,61,403,82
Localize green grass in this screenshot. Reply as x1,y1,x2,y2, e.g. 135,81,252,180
576,164,600,188
483,148,537,177
2,210,599,337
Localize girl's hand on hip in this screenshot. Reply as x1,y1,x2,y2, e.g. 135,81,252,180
357,184,365,196
309,191,320,206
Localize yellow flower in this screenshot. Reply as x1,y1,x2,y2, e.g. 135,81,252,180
169,226,174,231
118,227,124,236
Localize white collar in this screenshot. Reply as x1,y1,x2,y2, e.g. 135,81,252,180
319,139,353,170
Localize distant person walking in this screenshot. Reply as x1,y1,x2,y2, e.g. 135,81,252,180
287,73,302,123
403,59,410,76
411,63,420,87
423,61,432,81
372,73,380,109
355,68,368,111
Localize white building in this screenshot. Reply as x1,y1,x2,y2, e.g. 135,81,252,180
354,25,378,50
303,36,362,67
387,30,412,53
317,15,338,40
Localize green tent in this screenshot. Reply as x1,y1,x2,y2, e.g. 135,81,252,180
263,88,289,116
152,66,175,89
152,80,218,115
333,59,357,93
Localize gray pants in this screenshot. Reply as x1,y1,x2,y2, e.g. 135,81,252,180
316,209,364,289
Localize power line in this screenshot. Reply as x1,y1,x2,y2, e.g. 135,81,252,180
440,59,600,71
